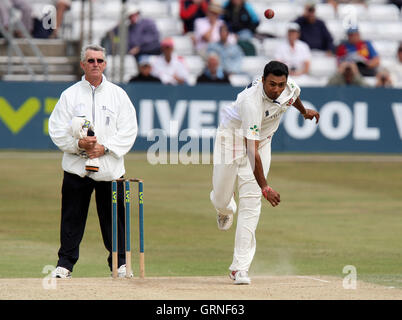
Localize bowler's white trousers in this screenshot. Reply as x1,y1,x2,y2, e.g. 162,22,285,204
210,128,272,272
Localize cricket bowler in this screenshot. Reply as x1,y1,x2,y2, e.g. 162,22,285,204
210,60,320,284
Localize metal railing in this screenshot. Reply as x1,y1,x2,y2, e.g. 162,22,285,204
0,6,48,80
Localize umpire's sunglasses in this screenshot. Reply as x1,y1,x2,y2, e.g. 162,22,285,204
87,58,104,64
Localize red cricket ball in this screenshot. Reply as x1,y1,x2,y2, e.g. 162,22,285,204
264,9,274,19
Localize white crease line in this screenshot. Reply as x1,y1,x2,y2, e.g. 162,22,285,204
296,276,330,283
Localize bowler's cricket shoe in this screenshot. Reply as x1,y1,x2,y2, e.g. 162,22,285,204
230,270,251,285
217,213,233,231
51,266,72,279
117,264,133,278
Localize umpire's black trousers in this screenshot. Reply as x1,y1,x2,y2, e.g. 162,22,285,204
57,171,126,272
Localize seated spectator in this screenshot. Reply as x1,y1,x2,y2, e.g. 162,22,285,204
375,68,393,88
294,2,334,55
180,0,210,34
197,53,230,84
32,0,72,39
327,61,367,86
222,0,259,41
151,38,190,85
49,0,72,38
390,43,402,86
129,56,161,83
0,0,32,37
194,3,232,56
207,24,244,74
103,5,161,59
274,23,312,77
336,26,379,77
389,0,402,10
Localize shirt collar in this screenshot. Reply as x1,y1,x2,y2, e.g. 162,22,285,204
82,74,107,90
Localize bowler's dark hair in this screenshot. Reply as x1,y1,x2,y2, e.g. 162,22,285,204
263,61,289,79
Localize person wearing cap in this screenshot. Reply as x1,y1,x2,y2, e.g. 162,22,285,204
103,5,161,58
335,26,379,77
327,61,367,87
294,2,334,55
180,0,210,33
150,38,190,85
274,23,312,78
129,56,161,83
194,3,235,56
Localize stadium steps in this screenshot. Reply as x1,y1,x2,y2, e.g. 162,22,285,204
0,38,80,81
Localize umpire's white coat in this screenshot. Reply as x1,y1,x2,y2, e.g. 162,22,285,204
49,75,138,181
211,77,300,272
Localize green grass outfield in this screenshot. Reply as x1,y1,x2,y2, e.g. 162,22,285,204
1,151,402,288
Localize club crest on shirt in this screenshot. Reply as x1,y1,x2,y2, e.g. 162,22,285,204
249,125,259,135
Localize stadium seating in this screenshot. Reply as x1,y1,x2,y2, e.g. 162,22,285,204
1,0,401,88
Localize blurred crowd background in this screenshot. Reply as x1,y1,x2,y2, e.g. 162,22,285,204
0,0,401,88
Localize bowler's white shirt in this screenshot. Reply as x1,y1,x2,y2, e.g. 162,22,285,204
220,77,301,142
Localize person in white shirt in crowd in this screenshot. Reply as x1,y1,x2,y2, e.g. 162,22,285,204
48,44,138,279
274,22,312,79
389,43,402,87
210,61,319,285
151,38,190,85
194,3,236,57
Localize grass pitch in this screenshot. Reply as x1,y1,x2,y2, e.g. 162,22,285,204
0,151,401,289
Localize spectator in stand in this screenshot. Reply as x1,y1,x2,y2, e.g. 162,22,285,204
389,0,402,10
336,26,379,77
151,38,190,85
32,0,72,39
180,0,210,34
294,2,334,55
49,0,72,38
194,3,232,56
326,0,367,12
222,0,259,41
390,43,402,86
375,68,394,88
103,5,160,59
274,23,312,78
327,61,367,86
0,0,32,37
197,53,230,84
126,5,161,58
129,56,161,83
207,24,244,74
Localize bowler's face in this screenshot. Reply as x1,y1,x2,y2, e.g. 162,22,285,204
80,50,106,78
262,74,287,100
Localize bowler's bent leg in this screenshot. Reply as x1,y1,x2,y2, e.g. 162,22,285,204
210,129,239,215
210,162,238,216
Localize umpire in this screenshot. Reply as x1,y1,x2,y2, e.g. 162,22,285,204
49,44,138,278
